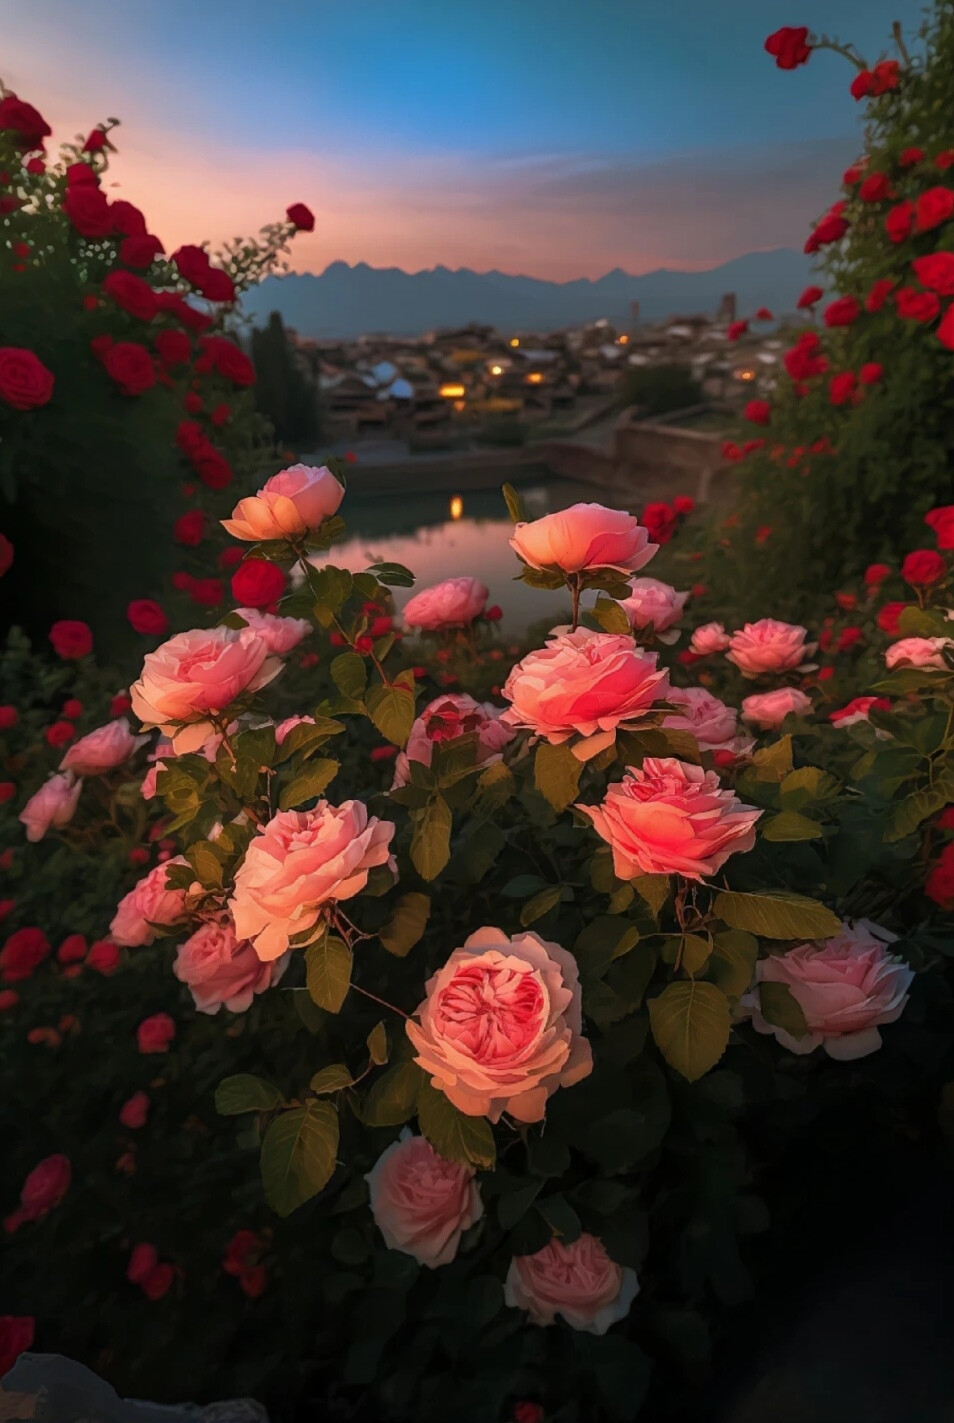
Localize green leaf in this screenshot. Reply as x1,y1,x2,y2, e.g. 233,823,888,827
472,759,515,814
379,891,430,957
779,765,839,811
362,1061,424,1127
749,735,793,782
417,1082,496,1169
519,565,566,591
758,980,810,1039
632,874,671,918
410,795,453,881
331,651,367,701
216,1074,284,1116
709,931,758,1000
714,890,842,941
520,885,563,926
886,778,954,842
279,757,339,809
648,980,732,1082
534,740,583,813
260,1101,339,1216
366,560,415,587
497,1179,542,1230
185,839,226,888
680,932,712,975
274,716,344,761
898,605,952,638
309,1064,355,1095
310,564,353,614
305,934,353,1013
366,683,416,747
761,810,823,841
367,1022,389,1066
502,482,525,523
590,596,632,635
573,916,641,979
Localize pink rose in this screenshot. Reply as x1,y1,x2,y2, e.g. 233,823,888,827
136,1011,176,1053
274,714,316,746
510,503,657,575
828,695,892,727
392,694,513,789
578,757,760,880
618,577,688,638
885,636,953,670
504,1234,638,1334
140,762,162,800
741,687,813,729
402,577,488,631
110,858,191,947
500,627,669,759
173,917,289,1013
232,608,311,655
745,919,913,1060
222,464,344,541
18,773,82,842
230,801,396,961
119,1091,150,1129
365,1129,483,1267
130,626,283,753
406,926,592,1122
60,719,147,775
726,619,817,677
663,686,754,757
689,621,731,655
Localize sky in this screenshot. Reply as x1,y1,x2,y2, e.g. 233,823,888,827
1,0,927,280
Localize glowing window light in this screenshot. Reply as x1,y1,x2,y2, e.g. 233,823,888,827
490,364,503,376
736,369,756,382
439,382,466,398
618,334,630,345
510,337,520,347
526,372,544,385
449,496,463,520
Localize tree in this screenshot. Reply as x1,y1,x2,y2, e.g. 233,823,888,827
619,362,702,417
251,312,319,450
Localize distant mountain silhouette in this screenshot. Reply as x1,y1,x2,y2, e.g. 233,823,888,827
241,249,813,338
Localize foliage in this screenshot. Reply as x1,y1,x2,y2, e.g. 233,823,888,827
619,363,702,417
252,311,320,450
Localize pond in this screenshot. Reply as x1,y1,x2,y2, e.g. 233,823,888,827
325,475,602,633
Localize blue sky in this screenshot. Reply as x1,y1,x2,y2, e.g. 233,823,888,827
2,0,926,276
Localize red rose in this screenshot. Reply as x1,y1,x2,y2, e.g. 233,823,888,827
870,60,900,96
57,934,87,964
836,626,862,652
513,1403,544,1423
726,320,748,341
175,420,207,457
65,161,98,187
915,187,954,233
127,599,169,635
911,252,954,295
120,1092,150,1129
0,94,50,148
721,441,742,462
805,212,848,253
925,505,954,550
0,782,14,802
194,448,234,490
172,243,212,286
936,151,954,171
754,307,773,321
218,546,244,571
895,287,941,322
155,330,191,367
885,200,915,244
49,620,93,659
641,500,678,543
174,510,205,546
859,362,883,385
796,284,824,309
137,1012,176,1053
673,494,695,514
0,347,54,411
858,172,893,203
1,928,50,983
936,806,954,831
231,559,286,608
101,270,158,322
210,401,230,426
110,694,132,718
198,267,235,303
84,129,111,153
938,304,954,350
102,342,156,396
183,391,203,415
142,1263,176,1300
158,293,213,332
744,399,771,425
829,372,857,406
850,71,874,101
86,939,120,975
198,336,255,386
45,720,75,748
866,278,896,312
900,147,924,167
784,332,827,380
0,706,18,729
63,184,113,238
172,571,195,593
62,698,82,718
119,233,164,268
925,842,954,910
0,1316,34,1377
189,577,224,608
876,601,907,634
764,26,812,69
286,202,315,230
823,295,860,328
864,562,891,585
901,549,947,586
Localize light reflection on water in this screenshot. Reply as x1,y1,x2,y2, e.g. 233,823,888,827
325,478,597,633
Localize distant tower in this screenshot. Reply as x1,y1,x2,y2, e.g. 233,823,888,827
630,299,641,328
716,292,737,324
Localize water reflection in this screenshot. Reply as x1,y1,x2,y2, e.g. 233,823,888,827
329,477,595,632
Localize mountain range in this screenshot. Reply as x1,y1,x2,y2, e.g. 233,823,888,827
241,248,814,339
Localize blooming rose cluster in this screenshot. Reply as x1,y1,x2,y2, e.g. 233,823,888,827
392,693,513,789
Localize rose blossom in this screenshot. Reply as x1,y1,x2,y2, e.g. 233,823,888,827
5,1154,71,1233
407,926,592,1122
136,1012,176,1053
741,687,813,729
59,719,147,775
510,503,657,576
392,694,513,789
726,619,817,677
578,757,760,880
230,801,396,961
618,577,688,639
663,686,754,757
402,577,488,632
119,1091,150,1129
232,607,311,654
130,626,283,753
365,1129,483,1268
18,773,82,842
828,696,892,728
504,1234,638,1334
110,858,192,947
500,627,668,759
745,920,913,1060
689,621,731,655
274,714,316,746
173,917,290,1013
885,637,953,671
222,464,344,541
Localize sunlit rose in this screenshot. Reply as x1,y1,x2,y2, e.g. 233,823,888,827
60,719,147,775
726,619,816,677
222,464,344,541
511,503,657,575
741,687,813,729
174,916,289,1013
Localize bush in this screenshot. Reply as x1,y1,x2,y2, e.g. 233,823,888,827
618,363,702,418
